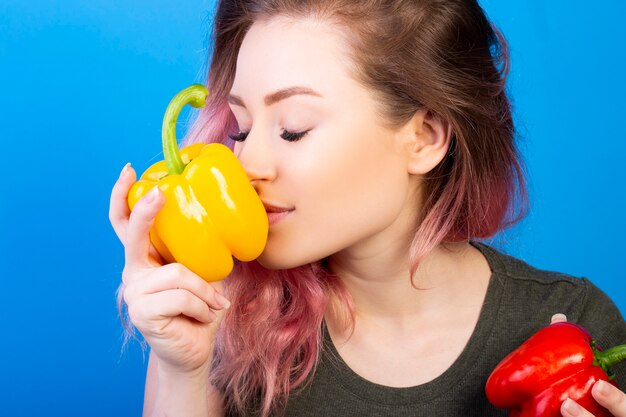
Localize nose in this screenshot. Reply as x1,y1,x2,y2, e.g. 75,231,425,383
235,129,277,185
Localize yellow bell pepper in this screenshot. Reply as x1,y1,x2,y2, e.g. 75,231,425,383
127,84,268,282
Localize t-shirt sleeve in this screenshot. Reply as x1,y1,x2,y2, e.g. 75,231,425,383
575,278,626,385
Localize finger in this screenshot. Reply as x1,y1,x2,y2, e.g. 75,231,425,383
125,186,165,271
109,163,136,242
129,289,217,326
561,398,594,417
125,263,231,310
592,380,626,416
551,313,568,324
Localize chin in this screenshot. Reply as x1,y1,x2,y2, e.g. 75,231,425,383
255,252,303,270
255,247,323,271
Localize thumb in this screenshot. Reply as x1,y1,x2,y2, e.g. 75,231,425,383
125,186,166,270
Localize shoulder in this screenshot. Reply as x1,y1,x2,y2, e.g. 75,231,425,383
475,241,587,288
474,241,618,317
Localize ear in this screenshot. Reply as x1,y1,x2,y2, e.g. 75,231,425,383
397,109,452,175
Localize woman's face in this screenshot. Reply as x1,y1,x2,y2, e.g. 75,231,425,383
229,17,419,269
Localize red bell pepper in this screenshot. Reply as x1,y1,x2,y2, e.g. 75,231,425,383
486,322,626,417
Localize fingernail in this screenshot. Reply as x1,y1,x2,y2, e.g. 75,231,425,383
215,292,231,309
594,380,610,398
563,399,582,416
119,162,131,179
144,186,160,204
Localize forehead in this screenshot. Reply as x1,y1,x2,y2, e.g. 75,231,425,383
231,16,356,98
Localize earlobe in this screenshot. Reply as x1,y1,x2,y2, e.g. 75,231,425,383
405,109,452,175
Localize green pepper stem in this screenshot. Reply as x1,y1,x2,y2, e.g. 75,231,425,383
162,84,209,175
592,341,626,380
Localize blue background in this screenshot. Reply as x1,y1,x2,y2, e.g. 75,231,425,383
1,1,624,415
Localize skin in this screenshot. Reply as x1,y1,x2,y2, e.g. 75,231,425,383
108,16,626,417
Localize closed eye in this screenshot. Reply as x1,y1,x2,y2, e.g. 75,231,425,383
228,131,249,142
228,129,310,142
281,129,309,142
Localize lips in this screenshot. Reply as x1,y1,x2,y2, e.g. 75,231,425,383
262,202,294,213
262,201,294,226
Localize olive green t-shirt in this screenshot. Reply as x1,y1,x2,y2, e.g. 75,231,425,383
233,242,626,416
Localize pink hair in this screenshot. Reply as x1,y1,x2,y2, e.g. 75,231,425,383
207,261,354,417
117,1,529,416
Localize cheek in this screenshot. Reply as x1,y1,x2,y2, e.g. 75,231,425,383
314,151,409,237
309,126,407,215
293,133,409,255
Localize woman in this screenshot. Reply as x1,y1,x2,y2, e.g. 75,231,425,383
109,0,626,416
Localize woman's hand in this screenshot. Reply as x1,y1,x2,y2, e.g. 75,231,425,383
109,163,230,375
549,314,626,417
560,381,626,417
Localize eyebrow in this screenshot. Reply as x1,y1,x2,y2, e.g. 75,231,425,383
227,86,322,108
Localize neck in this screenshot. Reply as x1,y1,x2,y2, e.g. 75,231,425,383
328,241,488,328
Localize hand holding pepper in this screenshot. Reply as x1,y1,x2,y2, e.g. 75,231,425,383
107,84,270,381
110,165,230,376
560,378,626,417
486,313,626,417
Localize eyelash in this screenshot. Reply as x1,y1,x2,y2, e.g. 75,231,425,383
228,129,309,143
